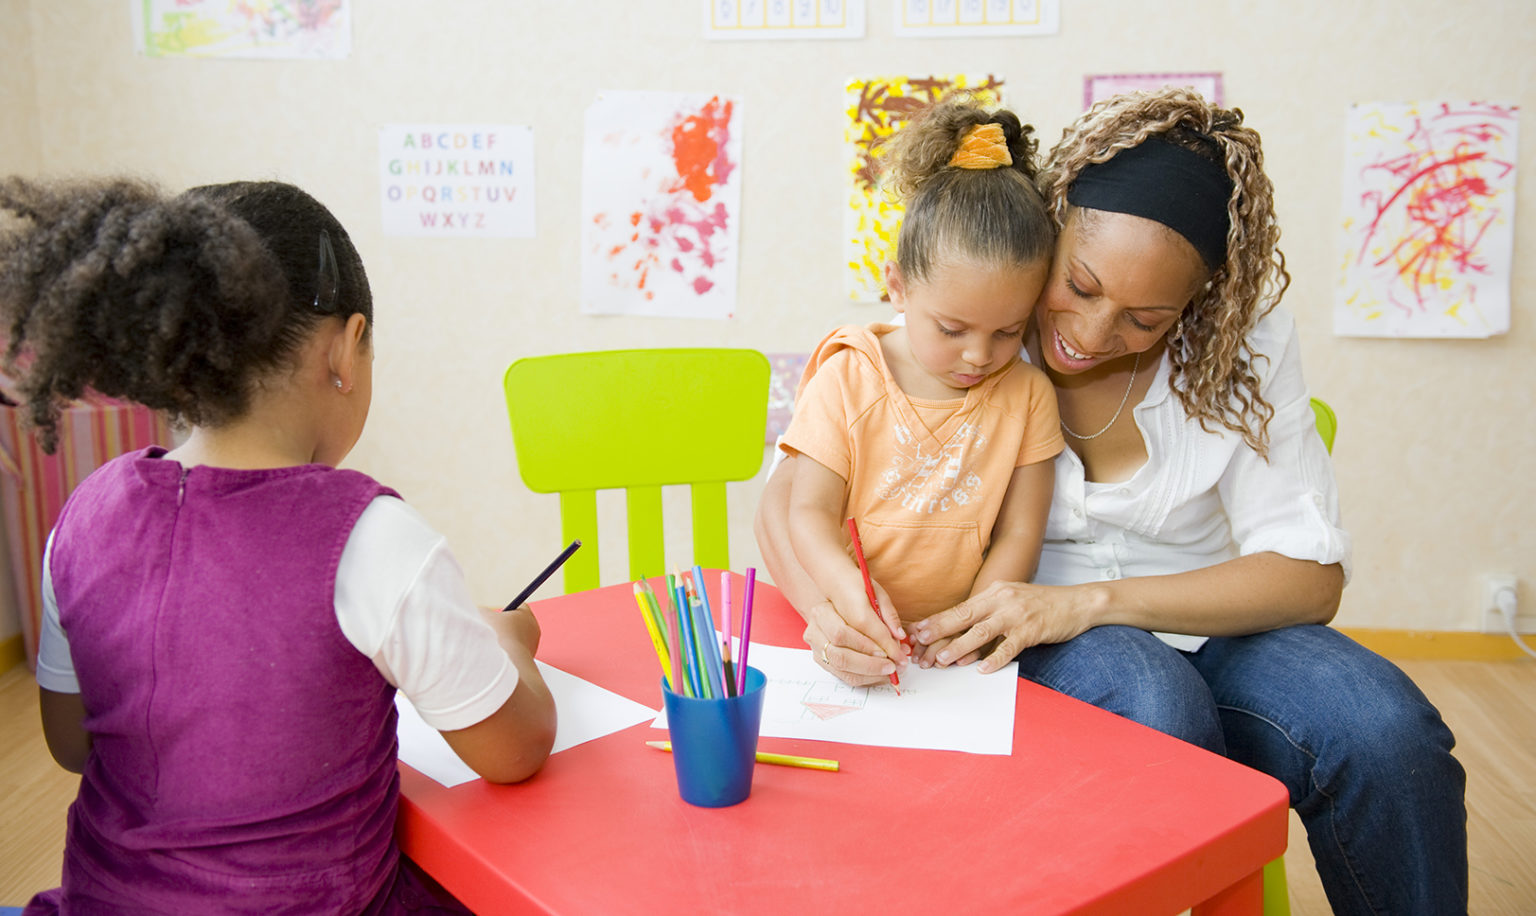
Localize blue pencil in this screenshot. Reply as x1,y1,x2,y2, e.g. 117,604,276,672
675,583,708,698
691,566,728,697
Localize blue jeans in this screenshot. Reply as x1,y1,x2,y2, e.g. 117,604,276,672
1016,625,1467,916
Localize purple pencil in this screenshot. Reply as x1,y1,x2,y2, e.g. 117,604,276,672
737,567,756,694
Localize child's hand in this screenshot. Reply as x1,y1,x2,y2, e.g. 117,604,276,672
483,606,541,658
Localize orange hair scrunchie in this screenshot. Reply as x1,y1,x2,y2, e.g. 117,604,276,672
948,123,1013,170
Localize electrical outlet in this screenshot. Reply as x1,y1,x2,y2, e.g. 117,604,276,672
1479,574,1536,634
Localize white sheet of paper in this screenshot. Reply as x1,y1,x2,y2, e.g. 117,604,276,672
654,641,1017,755
396,660,658,787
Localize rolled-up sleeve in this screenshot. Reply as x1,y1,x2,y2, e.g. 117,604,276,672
1217,316,1352,582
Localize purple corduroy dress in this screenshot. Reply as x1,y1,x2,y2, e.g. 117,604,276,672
26,448,468,915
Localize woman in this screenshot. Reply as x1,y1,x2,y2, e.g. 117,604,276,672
755,88,1467,915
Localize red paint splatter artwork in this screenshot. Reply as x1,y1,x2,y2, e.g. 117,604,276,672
581,92,742,319
1336,101,1518,338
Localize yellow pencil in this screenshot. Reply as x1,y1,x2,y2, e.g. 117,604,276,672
632,584,673,686
645,740,839,772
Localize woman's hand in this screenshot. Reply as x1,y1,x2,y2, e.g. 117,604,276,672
802,575,908,687
909,579,1099,674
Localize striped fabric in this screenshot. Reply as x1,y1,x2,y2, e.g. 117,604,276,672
0,388,172,670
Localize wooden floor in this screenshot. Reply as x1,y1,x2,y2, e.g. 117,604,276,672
1,657,1532,913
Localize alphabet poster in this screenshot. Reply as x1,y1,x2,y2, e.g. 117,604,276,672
378,125,536,238
581,91,744,320
1335,101,1518,338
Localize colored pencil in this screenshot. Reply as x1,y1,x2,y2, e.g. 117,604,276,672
691,565,728,698
504,539,581,611
690,592,724,700
632,583,673,687
642,578,682,694
736,567,756,695
846,518,901,695
646,741,838,773
676,583,708,698
720,570,736,697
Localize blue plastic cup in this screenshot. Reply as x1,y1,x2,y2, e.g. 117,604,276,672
661,666,766,807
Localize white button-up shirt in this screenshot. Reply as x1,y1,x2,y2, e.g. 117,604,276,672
1035,306,1351,650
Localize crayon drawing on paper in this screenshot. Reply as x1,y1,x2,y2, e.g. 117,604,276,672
581,91,743,320
845,75,1004,302
1335,101,1518,338
131,0,351,60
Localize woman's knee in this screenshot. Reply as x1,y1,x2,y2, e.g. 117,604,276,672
1016,626,1224,752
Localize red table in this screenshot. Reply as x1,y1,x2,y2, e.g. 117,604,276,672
397,577,1287,915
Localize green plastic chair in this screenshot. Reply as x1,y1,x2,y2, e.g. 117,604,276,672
503,348,770,594
1260,398,1337,916
1311,397,1336,454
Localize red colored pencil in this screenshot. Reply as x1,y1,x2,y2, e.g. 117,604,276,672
846,517,902,694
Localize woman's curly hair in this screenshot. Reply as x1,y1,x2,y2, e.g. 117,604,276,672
1038,87,1289,456
881,93,1054,282
0,177,371,452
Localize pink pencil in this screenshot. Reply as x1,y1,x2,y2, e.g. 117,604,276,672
720,570,736,697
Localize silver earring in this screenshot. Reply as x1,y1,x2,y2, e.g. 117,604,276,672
334,379,344,390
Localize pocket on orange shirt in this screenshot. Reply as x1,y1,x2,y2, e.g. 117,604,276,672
856,520,983,621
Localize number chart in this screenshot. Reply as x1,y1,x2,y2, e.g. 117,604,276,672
894,0,1059,37
703,0,866,40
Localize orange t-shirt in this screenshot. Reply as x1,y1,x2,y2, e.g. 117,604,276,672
781,324,1063,620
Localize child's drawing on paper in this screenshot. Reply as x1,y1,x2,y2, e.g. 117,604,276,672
1335,101,1518,338
132,0,350,59
581,91,743,320
843,75,1003,302
799,678,869,720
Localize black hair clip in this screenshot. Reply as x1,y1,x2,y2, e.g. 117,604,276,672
313,229,340,313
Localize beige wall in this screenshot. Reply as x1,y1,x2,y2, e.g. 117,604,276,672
12,1,1534,631
0,0,40,644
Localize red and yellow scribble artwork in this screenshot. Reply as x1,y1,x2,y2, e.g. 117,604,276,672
844,75,1004,302
1336,101,1518,338
582,92,742,319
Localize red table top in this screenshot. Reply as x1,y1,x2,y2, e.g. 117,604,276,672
397,576,1287,915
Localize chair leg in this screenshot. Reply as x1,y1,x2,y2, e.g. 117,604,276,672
1262,856,1290,916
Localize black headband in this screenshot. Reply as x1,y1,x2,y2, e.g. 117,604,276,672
1066,138,1233,269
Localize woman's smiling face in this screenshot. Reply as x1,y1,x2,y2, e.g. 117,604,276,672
1034,208,1209,376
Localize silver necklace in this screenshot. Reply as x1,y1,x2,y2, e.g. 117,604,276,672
1059,352,1141,440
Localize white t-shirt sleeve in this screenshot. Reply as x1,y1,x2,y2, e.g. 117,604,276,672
36,531,78,693
334,497,519,731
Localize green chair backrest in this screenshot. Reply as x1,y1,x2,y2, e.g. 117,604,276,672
1310,397,1336,454
504,348,770,593
1259,399,1336,916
